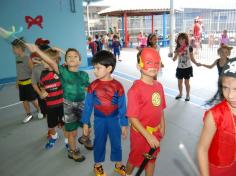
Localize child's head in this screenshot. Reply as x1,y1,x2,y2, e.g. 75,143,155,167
217,45,233,58
45,49,61,64
113,34,118,40
35,38,50,51
176,33,189,48
88,36,92,42
11,37,26,56
147,33,158,47
65,48,81,67
92,50,116,79
42,49,61,69
223,29,227,35
219,57,236,108
137,48,161,77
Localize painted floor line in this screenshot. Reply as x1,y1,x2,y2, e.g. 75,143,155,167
113,71,206,108
0,101,21,110
115,70,206,101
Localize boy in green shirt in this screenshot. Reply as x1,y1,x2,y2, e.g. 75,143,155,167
26,45,92,162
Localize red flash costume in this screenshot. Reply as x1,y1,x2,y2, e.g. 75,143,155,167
126,48,166,166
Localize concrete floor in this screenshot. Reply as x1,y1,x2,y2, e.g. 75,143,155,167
0,47,219,176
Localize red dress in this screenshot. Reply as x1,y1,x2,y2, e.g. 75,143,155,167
193,23,201,42
203,100,236,175
126,80,166,166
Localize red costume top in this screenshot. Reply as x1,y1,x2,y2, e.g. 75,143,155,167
193,22,201,42
126,80,166,166
204,100,236,175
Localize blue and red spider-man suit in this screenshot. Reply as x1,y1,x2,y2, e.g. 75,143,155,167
81,79,128,163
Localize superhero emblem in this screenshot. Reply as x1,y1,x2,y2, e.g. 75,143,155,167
152,92,161,106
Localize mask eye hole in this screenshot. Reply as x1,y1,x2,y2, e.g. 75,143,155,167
146,61,152,65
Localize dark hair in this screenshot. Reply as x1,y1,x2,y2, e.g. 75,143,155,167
65,48,81,61
11,37,26,50
205,77,223,106
175,33,189,50
92,50,116,73
39,44,51,51
147,33,157,47
113,34,118,39
137,49,142,64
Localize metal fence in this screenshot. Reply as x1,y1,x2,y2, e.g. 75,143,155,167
87,5,236,60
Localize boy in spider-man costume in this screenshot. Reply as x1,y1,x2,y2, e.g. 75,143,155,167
81,50,128,176
125,48,166,176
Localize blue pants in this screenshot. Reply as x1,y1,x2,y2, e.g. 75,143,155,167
113,48,120,57
93,116,122,163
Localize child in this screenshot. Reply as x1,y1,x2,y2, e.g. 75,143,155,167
26,44,92,162
112,34,122,61
88,36,97,56
81,50,128,176
220,29,229,46
201,45,233,105
125,48,166,176
200,45,233,76
147,33,164,68
147,33,160,51
31,38,51,120
38,48,64,149
140,33,147,48
197,58,236,176
172,33,200,101
95,34,102,53
11,38,42,123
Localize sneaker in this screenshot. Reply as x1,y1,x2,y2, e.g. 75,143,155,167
22,114,33,123
175,95,182,100
37,112,44,119
78,135,93,150
114,164,126,176
65,143,69,150
45,137,57,149
68,149,85,162
94,165,106,176
185,97,190,101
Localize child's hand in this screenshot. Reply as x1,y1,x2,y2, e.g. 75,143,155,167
40,91,48,99
145,133,160,149
121,126,128,140
83,124,89,136
196,62,201,66
25,43,39,53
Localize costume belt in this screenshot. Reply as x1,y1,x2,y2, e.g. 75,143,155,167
132,124,161,135
18,79,32,85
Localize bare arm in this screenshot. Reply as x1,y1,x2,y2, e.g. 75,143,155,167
197,111,216,176
32,83,42,96
201,60,217,69
190,51,200,66
172,52,178,62
32,83,48,99
26,44,59,73
129,117,160,148
28,58,34,70
160,112,165,138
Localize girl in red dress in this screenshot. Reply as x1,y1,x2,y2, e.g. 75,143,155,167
198,57,236,176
